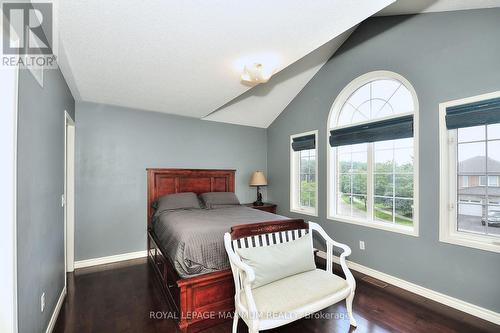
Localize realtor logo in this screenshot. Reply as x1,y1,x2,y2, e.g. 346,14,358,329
2,1,57,68
2,1,52,54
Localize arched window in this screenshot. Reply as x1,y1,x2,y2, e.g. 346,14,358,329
327,71,419,235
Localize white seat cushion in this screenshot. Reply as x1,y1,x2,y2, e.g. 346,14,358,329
241,269,349,319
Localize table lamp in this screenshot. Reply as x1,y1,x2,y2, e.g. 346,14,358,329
249,171,267,206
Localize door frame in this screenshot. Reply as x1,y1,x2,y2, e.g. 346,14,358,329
64,111,75,274
0,46,19,333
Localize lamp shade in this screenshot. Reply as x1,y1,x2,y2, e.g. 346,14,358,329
249,171,267,186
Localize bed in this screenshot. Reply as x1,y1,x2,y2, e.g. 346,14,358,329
153,205,289,278
146,168,303,333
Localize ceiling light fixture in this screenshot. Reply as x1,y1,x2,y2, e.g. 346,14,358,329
241,63,276,84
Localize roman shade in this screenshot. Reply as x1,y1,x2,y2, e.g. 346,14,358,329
292,134,316,151
446,97,500,129
329,115,413,147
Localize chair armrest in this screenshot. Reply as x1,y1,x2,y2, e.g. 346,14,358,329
223,233,255,283
309,222,356,292
223,233,259,318
309,222,352,256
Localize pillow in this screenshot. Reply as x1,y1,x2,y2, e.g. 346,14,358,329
199,192,240,209
208,204,241,209
235,233,316,288
153,192,202,213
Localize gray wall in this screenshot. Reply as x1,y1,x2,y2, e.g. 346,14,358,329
17,68,75,332
267,9,500,312
75,102,267,260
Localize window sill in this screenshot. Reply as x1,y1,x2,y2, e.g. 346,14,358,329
439,231,500,254
327,215,419,237
290,208,318,217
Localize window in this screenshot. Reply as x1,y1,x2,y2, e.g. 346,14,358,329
461,175,469,188
290,130,318,216
478,175,498,187
489,176,499,187
440,92,500,253
327,71,419,236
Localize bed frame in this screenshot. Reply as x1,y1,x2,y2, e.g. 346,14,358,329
147,168,236,333
147,168,305,332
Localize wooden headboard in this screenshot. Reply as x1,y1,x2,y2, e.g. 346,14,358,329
147,168,236,224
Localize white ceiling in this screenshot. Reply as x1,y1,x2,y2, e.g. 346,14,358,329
377,0,500,16
203,28,355,128
57,0,500,128
57,0,395,125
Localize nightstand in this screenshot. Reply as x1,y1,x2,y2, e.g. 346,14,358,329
244,203,277,214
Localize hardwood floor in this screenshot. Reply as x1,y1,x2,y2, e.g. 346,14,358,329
54,258,499,333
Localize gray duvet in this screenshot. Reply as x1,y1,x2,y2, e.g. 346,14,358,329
152,206,288,278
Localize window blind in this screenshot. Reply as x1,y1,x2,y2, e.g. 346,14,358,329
329,115,413,147
446,97,500,129
291,134,316,151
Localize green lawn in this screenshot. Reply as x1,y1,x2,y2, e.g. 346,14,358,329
374,207,413,226
342,195,413,226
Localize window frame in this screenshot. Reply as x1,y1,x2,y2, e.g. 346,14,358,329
290,130,319,217
439,91,500,253
327,71,419,236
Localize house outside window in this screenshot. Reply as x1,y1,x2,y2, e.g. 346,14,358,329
439,92,500,253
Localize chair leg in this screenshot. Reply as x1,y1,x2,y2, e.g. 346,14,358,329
346,292,357,327
232,312,239,333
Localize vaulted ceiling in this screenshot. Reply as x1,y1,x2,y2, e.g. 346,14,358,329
57,1,500,128
57,0,395,126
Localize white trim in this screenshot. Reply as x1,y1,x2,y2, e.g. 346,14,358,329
326,70,419,237
317,251,500,325
439,91,500,254
329,215,417,237
12,65,19,333
290,130,319,217
74,250,147,269
0,45,19,333
64,112,75,274
290,207,318,217
45,286,66,333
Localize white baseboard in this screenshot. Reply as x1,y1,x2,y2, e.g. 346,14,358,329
74,250,147,269
317,251,500,325
45,286,66,333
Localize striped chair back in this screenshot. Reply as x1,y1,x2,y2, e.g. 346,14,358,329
230,219,309,250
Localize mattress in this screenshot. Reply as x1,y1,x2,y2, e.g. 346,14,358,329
152,205,288,278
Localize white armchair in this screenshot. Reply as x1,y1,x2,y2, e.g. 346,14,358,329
224,220,357,333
